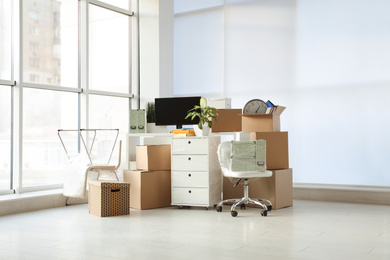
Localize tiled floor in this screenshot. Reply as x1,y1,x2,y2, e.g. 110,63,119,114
0,200,390,259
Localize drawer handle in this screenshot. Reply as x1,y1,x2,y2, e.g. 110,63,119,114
188,173,191,177
188,157,191,161
188,141,191,144
188,190,191,193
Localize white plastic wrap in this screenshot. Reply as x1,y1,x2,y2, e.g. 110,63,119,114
218,141,272,184
62,154,90,198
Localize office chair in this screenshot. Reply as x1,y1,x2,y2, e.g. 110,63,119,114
215,140,272,217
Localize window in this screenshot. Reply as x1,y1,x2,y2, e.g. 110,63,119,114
29,10,39,22
53,12,60,24
0,0,12,193
29,74,40,82
0,86,11,191
0,0,133,194
89,95,129,133
89,4,130,93
29,42,39,52
30,27,40,36
23,88,78,188
0,0,12,80
29,58,39,67
23,0,78,88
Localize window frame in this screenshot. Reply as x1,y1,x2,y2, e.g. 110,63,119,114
1,0,134,194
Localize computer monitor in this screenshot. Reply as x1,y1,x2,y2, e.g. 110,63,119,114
155,96,201,129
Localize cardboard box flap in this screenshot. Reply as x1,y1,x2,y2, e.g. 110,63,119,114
273,106,286,115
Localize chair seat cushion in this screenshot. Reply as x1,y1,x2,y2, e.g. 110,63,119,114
222,169,272,179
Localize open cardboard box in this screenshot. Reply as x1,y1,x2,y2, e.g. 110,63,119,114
241,106,286,132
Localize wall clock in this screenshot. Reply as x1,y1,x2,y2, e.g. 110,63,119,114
243,99,268,114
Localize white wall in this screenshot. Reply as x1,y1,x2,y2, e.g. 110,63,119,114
139,0,174,108
174,1,225,97
174,0,390,186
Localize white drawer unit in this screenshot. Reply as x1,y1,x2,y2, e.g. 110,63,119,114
171,171,209,187
171,155,209,171
171,136,221,208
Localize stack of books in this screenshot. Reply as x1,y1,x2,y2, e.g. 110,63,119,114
172,129,195,137
266,100,277,114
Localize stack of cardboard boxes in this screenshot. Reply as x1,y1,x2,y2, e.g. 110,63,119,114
212,105,293,209
123,145,172,210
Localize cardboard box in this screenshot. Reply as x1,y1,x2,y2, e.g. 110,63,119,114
124,170,171,210
250,132,289,170
88,180,130,217
241,106,286,132
136,145,171,170
208,98,231,109
223,168,293,209
211,109,242,132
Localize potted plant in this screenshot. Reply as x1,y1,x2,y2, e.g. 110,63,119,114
185,97,218,136
146,102,166,133
146,102,156,124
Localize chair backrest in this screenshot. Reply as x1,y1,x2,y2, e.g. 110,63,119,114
218,140,267,174
218,141,232,171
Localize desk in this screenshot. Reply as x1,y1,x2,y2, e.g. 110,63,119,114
210,131,250,141
125,132,248,170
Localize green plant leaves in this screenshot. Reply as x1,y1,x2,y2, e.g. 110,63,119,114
185,97,219,129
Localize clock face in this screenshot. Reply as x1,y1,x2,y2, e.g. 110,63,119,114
243,99,268,114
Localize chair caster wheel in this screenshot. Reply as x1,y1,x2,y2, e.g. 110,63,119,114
240,204,246,210
178,206,183,209
267,205,272,211
261,210,268,217
216,206,222,212
231,211,238,217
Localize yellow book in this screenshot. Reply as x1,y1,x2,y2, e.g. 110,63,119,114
172,129,195,134
173,133,196,137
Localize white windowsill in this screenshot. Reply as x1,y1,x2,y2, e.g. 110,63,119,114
0,189,63,202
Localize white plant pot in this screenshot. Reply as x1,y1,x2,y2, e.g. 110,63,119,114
194,124,210,137
147,123,168,133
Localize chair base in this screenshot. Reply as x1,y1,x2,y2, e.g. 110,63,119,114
216,178,272,217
